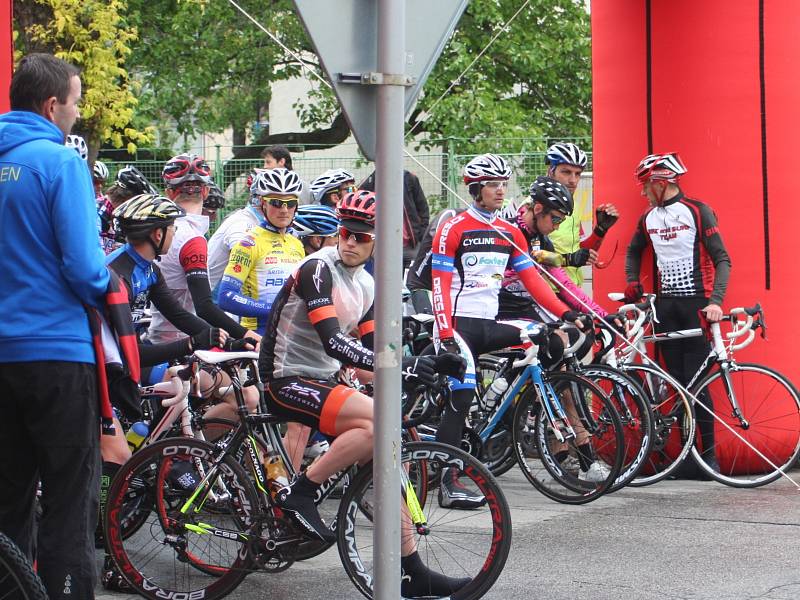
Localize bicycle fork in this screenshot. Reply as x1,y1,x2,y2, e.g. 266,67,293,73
532,369,576,443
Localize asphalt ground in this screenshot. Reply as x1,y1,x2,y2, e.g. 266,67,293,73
95,466,800,600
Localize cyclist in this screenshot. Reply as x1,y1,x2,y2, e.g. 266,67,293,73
97,165,158,255
92,160,108,197
535,142,620,285
260,189,469,597
431,154,583,506
203,181,225,223
626,152,731,475
261,144,313,204
292,203,340,255
218,168,305,336
499,176,614,481
309,168,356,207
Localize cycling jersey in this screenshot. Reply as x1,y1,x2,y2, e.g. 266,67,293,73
260,245,375,381
625,192,731,305
218,224,305,335
430,206,569,339
96,195,121,255
207,206,262,292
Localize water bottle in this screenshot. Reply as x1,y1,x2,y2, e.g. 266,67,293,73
125,421,149,452
265,450,289,496
483,377,509,408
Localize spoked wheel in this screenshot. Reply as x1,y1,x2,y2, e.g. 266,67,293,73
105,438,258,600
690,363,800,487
0,532,48,600
512,371,625,504
338,441,511,600
621,364,696,486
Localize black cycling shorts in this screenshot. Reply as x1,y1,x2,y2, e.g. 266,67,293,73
265,377,357,436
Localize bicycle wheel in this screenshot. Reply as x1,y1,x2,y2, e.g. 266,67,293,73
0,532,47,600
621,364,696,486
512,371,624,504
105,438,257,600
690,363,800,487
474,355,518,476
579,365,654,492
338,441,511,600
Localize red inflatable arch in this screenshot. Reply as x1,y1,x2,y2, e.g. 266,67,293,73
592,0,800,473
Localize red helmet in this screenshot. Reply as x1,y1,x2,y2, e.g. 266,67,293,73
635,153,687,184
336,190,376,227
162,153,212,187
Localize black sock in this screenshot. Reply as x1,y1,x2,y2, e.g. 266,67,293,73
576,444,595,471
98,461,121,547
401,551,469,597
293,472,320,496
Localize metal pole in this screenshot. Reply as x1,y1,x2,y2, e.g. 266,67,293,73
373,0,405,598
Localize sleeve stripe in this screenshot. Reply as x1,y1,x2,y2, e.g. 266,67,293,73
431,254,454,271
358,320,375,336
512,254,534,271
309,305,337,324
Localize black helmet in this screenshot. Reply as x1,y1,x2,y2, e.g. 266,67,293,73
204,182,226,210
116,165,158,196
113,193,185,240
529,176,573,215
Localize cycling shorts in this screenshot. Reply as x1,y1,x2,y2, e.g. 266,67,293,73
264,377,358,437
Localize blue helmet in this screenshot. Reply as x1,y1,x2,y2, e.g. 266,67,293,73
293,204,340,237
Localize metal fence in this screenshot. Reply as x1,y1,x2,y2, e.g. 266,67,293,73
98,137,592,230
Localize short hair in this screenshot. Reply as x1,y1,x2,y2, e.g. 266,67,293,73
10,53,80,114
261,145,293,170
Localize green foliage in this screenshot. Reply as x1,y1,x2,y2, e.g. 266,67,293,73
15,0,154,156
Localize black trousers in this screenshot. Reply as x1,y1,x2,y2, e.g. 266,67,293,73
0,361,101,599
655,296,716,461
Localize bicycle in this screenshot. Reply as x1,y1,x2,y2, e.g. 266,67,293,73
104,349,512,599
605,295,800,487
0,532,48,600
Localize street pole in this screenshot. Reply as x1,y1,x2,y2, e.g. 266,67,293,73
373,0,405,597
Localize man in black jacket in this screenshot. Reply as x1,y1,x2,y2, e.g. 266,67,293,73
360,169,430,268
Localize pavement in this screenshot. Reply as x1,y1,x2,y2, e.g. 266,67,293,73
95,468,800,600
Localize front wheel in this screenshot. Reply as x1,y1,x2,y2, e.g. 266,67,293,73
0,532,48,600
337,441,512,600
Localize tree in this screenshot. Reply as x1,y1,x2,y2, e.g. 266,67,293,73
13,0,154,161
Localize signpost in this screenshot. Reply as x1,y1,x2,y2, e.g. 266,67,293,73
293,1,467,597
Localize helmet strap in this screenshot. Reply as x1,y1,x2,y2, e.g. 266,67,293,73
147,226,168,257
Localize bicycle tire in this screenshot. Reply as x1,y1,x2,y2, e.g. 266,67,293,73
579,365,655,492
337,441,511,600
105,437,257,600
474,355,518,476
0,532,48,600
620,363,696,486
512,371,625,504
690,363,800,487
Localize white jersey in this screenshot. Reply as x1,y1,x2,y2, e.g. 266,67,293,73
207,206,262,291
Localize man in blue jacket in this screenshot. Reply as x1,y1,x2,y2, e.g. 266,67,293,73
0,53,110,599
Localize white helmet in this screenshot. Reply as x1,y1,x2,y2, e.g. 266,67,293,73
65,135,88,161
635,153,687,183
462,154,511,184
546,142,587,169
309,168,355,203
93,161,109,181
250,167,303,197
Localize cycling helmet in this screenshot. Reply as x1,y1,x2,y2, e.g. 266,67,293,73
309,169,356,203
250,167,303,197
113,193,185,239
293,205,340,237
546,142,587,169
529,176,573,215
93,161,109,182
204,182,226,210
462,154,512,184
635,152,687,183
337,190,376,228
162,153,212,187
115,165,158,195
65,134,88,161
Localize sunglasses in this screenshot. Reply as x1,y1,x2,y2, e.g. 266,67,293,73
549,212,566,225
483,180,508,189
338,225,375,244
264,197,299,209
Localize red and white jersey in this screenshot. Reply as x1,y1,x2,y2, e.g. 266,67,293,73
148,213,210,343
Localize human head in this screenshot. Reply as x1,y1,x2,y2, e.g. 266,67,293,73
113,193,185,256
336,190,376,267
162,153,212,208
546,142,587,195
293,204,340,254
310,169,356,207
10,53,81,139
462,153,511,212
251,168,302,231
525,176,573,236
92,161,108,195
635,152,686,206
108,165,159,208
261,145,293,170
203,182,225,222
